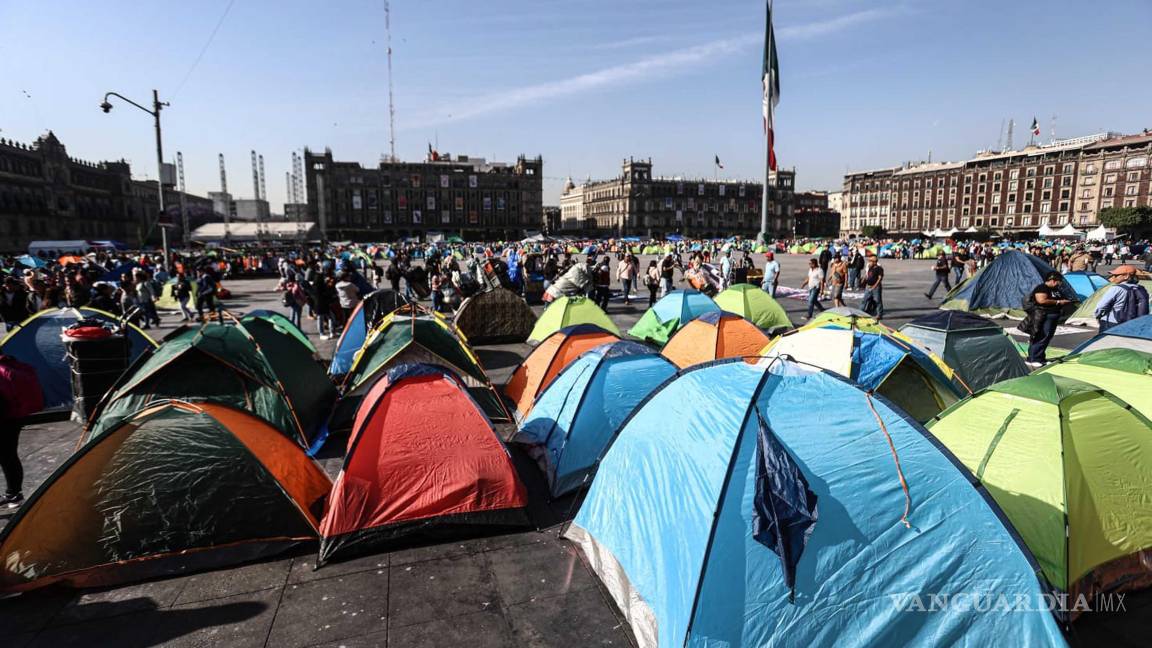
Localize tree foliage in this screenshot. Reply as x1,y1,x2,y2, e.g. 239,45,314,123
1099,206,1152,232
860,225,887,239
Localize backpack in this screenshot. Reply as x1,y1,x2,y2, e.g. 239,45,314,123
282,290,294,307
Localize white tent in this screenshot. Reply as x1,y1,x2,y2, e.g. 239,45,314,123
190,222,318,242
1038,221,1057,237
964,226,979,233
1086,225,1113,241
1055,223,1083,237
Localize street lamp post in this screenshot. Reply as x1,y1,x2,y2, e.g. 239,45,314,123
100,89,171,268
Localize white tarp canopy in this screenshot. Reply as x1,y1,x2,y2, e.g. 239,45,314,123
1055,223,1083,237
1038,221,1057,237
964,226,979,233
928,228,957,238
190,222,318,242
1086,225,1113,241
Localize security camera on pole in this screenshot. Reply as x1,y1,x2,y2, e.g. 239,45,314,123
100,89,171,267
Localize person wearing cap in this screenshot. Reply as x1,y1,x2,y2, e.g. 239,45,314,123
1094,265,1149,332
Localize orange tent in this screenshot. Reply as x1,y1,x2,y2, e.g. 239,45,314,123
504,324,619,419
660,311,771,369
0,401,330,592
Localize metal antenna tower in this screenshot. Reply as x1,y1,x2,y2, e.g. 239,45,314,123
385,0,397,162
177,152,189,246
258,154,267,207
996,118,1006,151
218,153,228,193
1005,119,1015,151
250,150,259,201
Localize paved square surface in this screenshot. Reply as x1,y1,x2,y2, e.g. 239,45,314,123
1,254,1143,647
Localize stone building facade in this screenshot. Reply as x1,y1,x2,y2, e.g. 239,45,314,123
841,131,1152,236
560,158,795,239
304,149,543,241
0,132,138,252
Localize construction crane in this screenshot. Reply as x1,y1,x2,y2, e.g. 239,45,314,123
176,152,189,246
385,0,397,162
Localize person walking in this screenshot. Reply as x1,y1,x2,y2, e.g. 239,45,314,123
593,256,612,310
1094,265,1150,332
174,272,195,321
1025,271,1073,366
860,255,885,320
720,250,734,291
828,254,848,308
951,249,968,284
762,252,781,298
195,268,221,322
283,278,306,328
616,255,637,305
0,354,43,509
315,275,337,339
134,269,161,329
925,253,953,299
659,253,677,297
644,260,660,307
847,247,865,291
801,258,826,319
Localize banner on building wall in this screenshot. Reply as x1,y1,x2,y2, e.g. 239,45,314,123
398,195,408,209
687,198,695,209
483,196,492,211
676,209,683,222
455,196,464,210
677,182,684,195
719,185,726,196
440,175,449,188
413,209,422,224
496,196,505,210
468,210,478,224
441,210,450,224
411,174,421,188
352,190,362,210
384,210,393,224
665,197,674,209
698,184,705,196
427,196,436,210
739,184,746,197
469,175,478,188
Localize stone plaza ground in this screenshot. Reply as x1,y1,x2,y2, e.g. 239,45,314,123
0,254,1145,647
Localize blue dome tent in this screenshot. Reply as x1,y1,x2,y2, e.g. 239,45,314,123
628,289,721,346
1062,271,1109,300
941,250,1075,316
512,341,676,497
0,307,156,412
1072,314,1152,354
566,359,1065,647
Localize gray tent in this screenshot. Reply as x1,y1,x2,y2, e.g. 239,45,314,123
899,311,1027,392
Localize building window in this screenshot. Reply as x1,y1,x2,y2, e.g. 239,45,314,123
1040,202,1051,214
1062,163,1074,174
1105,173,1117,184
1125,199,1137,207
1127,157,1149,168
1104,159,1122,170
1007,204,1016,215
1083,176,1096,186
1026,167,1037,177
1126,185,1139,196
1059,201,1070,212
1084,163,1096,174
1044,165,1055,175
1009,169,1019,180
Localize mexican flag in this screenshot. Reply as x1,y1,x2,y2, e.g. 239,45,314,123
763,1,780,170
1031,117,1041,136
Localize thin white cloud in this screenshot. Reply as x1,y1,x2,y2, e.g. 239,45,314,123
777,8,896,40
590,35,668,51
403,9,894,129
404,33,758,129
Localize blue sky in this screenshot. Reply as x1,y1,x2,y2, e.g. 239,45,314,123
2,0,1150,211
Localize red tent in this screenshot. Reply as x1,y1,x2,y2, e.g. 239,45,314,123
318,364,528,565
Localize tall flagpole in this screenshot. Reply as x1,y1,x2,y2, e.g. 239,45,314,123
759,0,774,243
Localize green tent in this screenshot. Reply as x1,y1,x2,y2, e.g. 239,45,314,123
712,284,791,333
239,310,336,442
927,374,1152,593
528,296,619,345
899,311,1028,392
1066,279,1152,327
628,290,720,347
1036,348,1152,419
84,324,308,447
342,310,508,421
